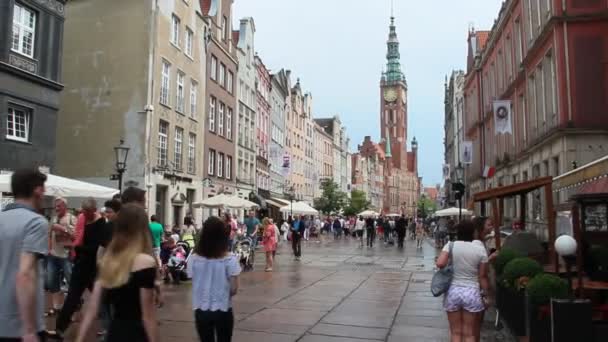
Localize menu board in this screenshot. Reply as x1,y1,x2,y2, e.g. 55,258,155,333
584,203,608,232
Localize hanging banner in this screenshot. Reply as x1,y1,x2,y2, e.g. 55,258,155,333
281,153,291,177
493,100,513,134
462,141,473,164
443,164,450,180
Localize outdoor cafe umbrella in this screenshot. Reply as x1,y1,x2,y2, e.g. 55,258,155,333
0,172,119,198
279,201,318,215
358,210,380,217
434,207,473,217
192,193,259,209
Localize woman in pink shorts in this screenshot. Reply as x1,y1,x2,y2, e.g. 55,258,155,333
436,220,489,342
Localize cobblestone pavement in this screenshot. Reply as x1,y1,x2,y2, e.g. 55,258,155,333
51,236,515,341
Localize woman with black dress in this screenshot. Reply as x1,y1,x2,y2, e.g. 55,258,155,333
75,204,158,342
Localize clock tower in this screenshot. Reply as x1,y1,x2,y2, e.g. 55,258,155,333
380,16,408,170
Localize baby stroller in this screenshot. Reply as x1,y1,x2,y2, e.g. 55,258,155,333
166,241,192,284
233,234,255,271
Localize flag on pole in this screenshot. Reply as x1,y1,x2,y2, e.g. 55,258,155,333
483,165,496,178
493,100,513,134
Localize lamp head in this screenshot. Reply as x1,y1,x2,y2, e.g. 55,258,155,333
555,235,577,257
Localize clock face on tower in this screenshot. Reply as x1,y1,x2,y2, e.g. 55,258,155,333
383,88,398,102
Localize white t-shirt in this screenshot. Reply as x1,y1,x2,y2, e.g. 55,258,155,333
187,254,241,312
354,219,365,231
442,241,488,289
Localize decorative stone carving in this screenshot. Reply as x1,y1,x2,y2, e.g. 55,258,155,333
33,0,65,16
9,54,37,73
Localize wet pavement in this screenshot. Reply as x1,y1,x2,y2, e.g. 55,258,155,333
51,236,515,341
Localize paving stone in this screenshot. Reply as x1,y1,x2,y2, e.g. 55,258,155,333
310,323,389,340
300,334,381,342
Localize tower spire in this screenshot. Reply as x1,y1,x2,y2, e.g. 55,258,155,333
385,7,404,84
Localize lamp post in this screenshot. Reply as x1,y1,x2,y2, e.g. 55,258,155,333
555,235,577,299
287,185,296,218
112,139,130,193
454,162,465,222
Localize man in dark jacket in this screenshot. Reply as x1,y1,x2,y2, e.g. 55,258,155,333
395,215,407,248
291,215,304,260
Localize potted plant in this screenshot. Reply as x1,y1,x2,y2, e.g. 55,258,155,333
525,274,569,342
494,248,522,311
499,257,543,337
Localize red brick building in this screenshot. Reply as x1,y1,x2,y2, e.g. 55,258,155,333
464,0,608,237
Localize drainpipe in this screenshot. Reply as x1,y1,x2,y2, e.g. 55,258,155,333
144,0,159,212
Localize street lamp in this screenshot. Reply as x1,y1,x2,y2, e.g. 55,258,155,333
555,235,577,298
287,185,296,218
454,162,465,222
112,139,130,193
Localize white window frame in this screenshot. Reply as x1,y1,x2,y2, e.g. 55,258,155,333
208,149,215,175
226,155,232,180
221,16,227,41
210,56,217,81
176,71,185,113
218,152,224,177
209,96,216,132
226,107,232,140
6,105,31,142
190,80,197,118
11,4,36,58
185,27,193,57
174,127,183,170
227,71,234,94
188,133,196,174
218,102,225,136
158,121,169,167
171,15,180,47
160,60,171,106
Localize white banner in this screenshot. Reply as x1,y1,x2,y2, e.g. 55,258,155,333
493,100,513,134
462,141,473,164
281,153,291,177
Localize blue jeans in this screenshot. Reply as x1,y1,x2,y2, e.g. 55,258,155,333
45,255,72,293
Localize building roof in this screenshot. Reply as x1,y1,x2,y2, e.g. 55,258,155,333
424,187,439,200
232,30,239,44
476,31,490,51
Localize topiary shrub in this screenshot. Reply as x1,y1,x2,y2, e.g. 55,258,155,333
502,257,543,289
494,248,522,276
526,273,569,305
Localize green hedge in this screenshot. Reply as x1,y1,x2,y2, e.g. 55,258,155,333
502,257,543,289
526,273,569,305
495,248,522,275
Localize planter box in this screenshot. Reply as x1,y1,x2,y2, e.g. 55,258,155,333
496,284,527,337
550,299,593,342
526,300,551,342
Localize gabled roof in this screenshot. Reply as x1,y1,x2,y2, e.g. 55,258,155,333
477,31,490,51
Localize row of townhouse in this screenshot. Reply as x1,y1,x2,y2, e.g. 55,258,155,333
0,0,354,226
459,0,608,239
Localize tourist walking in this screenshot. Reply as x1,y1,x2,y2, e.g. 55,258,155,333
415,220,426,249
435,221,489,342
395,215,407,248
224,213,238,251
332,217,342,239
45,197,76,317
75,204,158,342
0,169,48,342
149,215,164,266
354,216,365,247
291,215,304,260
188,216,241,342
365,217,376,248
244,211,260,247
262,218,277,272
50,198,111,339
280,219,290,242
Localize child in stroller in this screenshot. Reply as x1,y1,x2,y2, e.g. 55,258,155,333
161,234,192,284
233,229,255,271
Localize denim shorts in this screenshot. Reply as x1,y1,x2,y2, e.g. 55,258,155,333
443,285,485,313
45,255,72,293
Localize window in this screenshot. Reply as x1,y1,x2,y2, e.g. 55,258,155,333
208,149,215,175
171,15,180,47
514,19,523,66
208,96,216,132
227,71,234,94
176,71,185,113
226,156,232,180
6,106,30,142
190,80,197,118
185,27,193,57
11,4,36,58
221,16,227,41
218,152,224,177
505,36,513,82
174,127,183,169
218,102,225,136
210,55,217,81
158,121,169,167
188,133,196,174
160,61,171,106
226,107,233,140
544,53,557,125
219,63,226,87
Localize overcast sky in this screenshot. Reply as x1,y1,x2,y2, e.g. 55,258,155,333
233,0,503,186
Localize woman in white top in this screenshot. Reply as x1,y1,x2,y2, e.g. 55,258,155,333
187,216,241,342
354,216,366,247
436,220,489,342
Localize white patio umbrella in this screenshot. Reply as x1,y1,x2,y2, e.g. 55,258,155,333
386,213,401,217
434,207,473,217
358,210,380,217
280,201,318,215
192,193,259,209
0,172,119,198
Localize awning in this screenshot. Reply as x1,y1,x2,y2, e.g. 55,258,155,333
571,176,608,200
0,172,118,198
266,198,288,208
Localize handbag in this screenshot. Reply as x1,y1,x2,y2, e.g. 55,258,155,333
430,241,454,297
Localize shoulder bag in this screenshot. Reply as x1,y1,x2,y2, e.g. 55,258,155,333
430,241,454,297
